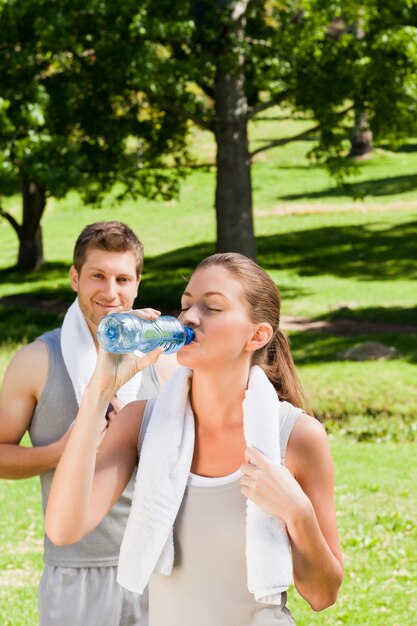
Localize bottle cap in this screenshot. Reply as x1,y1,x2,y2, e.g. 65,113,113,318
184,326,195,345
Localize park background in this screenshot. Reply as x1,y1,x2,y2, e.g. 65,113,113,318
1,2,417,625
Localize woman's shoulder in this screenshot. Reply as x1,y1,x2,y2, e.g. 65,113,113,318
289,412,330,457
285,412,332,477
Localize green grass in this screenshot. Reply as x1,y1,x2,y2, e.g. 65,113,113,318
288,438,417,626
0,472,43,626
1,112,417,623
1,438,416,625
2,207,417,318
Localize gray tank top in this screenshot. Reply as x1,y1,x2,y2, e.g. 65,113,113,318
29,328,160,567
139,398,300,625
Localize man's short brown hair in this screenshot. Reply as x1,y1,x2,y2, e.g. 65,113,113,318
73,221,144,276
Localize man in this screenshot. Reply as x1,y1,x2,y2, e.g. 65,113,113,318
0,221,178,626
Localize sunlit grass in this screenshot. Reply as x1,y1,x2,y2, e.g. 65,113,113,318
288,438,417,626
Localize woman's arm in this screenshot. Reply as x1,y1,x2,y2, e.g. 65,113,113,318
241,413,344,611
45,347,162,545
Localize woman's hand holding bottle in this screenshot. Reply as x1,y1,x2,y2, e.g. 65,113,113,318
92,307,164,396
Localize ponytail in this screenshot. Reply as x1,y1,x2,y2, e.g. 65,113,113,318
254,329,312,414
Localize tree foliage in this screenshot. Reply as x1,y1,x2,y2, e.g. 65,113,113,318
1,0,417,268
0,0,189,268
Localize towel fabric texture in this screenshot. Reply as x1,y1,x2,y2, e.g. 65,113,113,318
117,365,293,605
60,298,143,406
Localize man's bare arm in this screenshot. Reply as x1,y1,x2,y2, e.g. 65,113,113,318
0,342,67,478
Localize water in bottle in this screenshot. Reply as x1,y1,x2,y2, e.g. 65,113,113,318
97,313,195,354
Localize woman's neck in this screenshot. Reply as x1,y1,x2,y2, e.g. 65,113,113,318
190,362,251,430
189,364,251,476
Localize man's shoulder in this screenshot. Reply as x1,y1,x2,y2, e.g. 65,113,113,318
20,328,61,359
1,336,51,399
12,337,50,368
13,326,60,366
36,327,61,344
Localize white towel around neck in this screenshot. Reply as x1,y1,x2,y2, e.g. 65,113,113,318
117,365,293,605
61,298,143,406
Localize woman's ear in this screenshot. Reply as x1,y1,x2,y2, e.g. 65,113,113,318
245,323,273,353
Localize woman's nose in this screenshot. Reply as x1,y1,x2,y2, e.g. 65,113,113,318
181,307,199,327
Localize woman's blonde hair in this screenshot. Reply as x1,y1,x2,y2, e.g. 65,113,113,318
196,252,311,413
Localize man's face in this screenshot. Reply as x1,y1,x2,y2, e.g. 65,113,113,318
69,247,140,333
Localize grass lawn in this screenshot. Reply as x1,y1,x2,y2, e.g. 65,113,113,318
0,112,416,623
0,457,43,626
1,438,416,625
289,438,417,626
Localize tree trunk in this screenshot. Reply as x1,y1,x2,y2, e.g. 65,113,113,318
17,180,46,270
349,108,373,158
213,2,257,260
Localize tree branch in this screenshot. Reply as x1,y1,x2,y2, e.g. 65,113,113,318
0,209,21,236
250,123,320,158
249,105,354,158
247,91,293,119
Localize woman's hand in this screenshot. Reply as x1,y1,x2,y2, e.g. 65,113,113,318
240,447,311,525
92,307,164,395
241,419,344,611
91,345,163,397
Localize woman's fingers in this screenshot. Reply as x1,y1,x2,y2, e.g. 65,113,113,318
244,446,270,467
133,346,164,373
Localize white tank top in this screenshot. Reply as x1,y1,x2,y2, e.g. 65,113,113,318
140,398,301,626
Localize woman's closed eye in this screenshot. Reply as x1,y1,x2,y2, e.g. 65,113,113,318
180,301,222,313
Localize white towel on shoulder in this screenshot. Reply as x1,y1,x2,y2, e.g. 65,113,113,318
117,365,293,605
61,298,143,406
243,365,293,604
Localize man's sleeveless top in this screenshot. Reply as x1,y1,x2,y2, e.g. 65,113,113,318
28,328,160,567
140,398,300,626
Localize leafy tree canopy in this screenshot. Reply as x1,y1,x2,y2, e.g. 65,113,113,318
0,0,192,203
1,0,417,268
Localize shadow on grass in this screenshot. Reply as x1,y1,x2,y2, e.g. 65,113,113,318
0,262,74,305
251,134,320,146
378,142,417,154
0,241,312,344
321,305,417,327
257,219,417,280
289,331,417,365
0,226,416,344
139,243,309,312
0,304,65,345
281,173,417,200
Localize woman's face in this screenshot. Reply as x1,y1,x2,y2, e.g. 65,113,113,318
177,266,256,369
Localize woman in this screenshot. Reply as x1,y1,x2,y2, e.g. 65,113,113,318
46,253,343,625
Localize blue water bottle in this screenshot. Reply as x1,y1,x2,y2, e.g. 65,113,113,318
97,313,195,354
